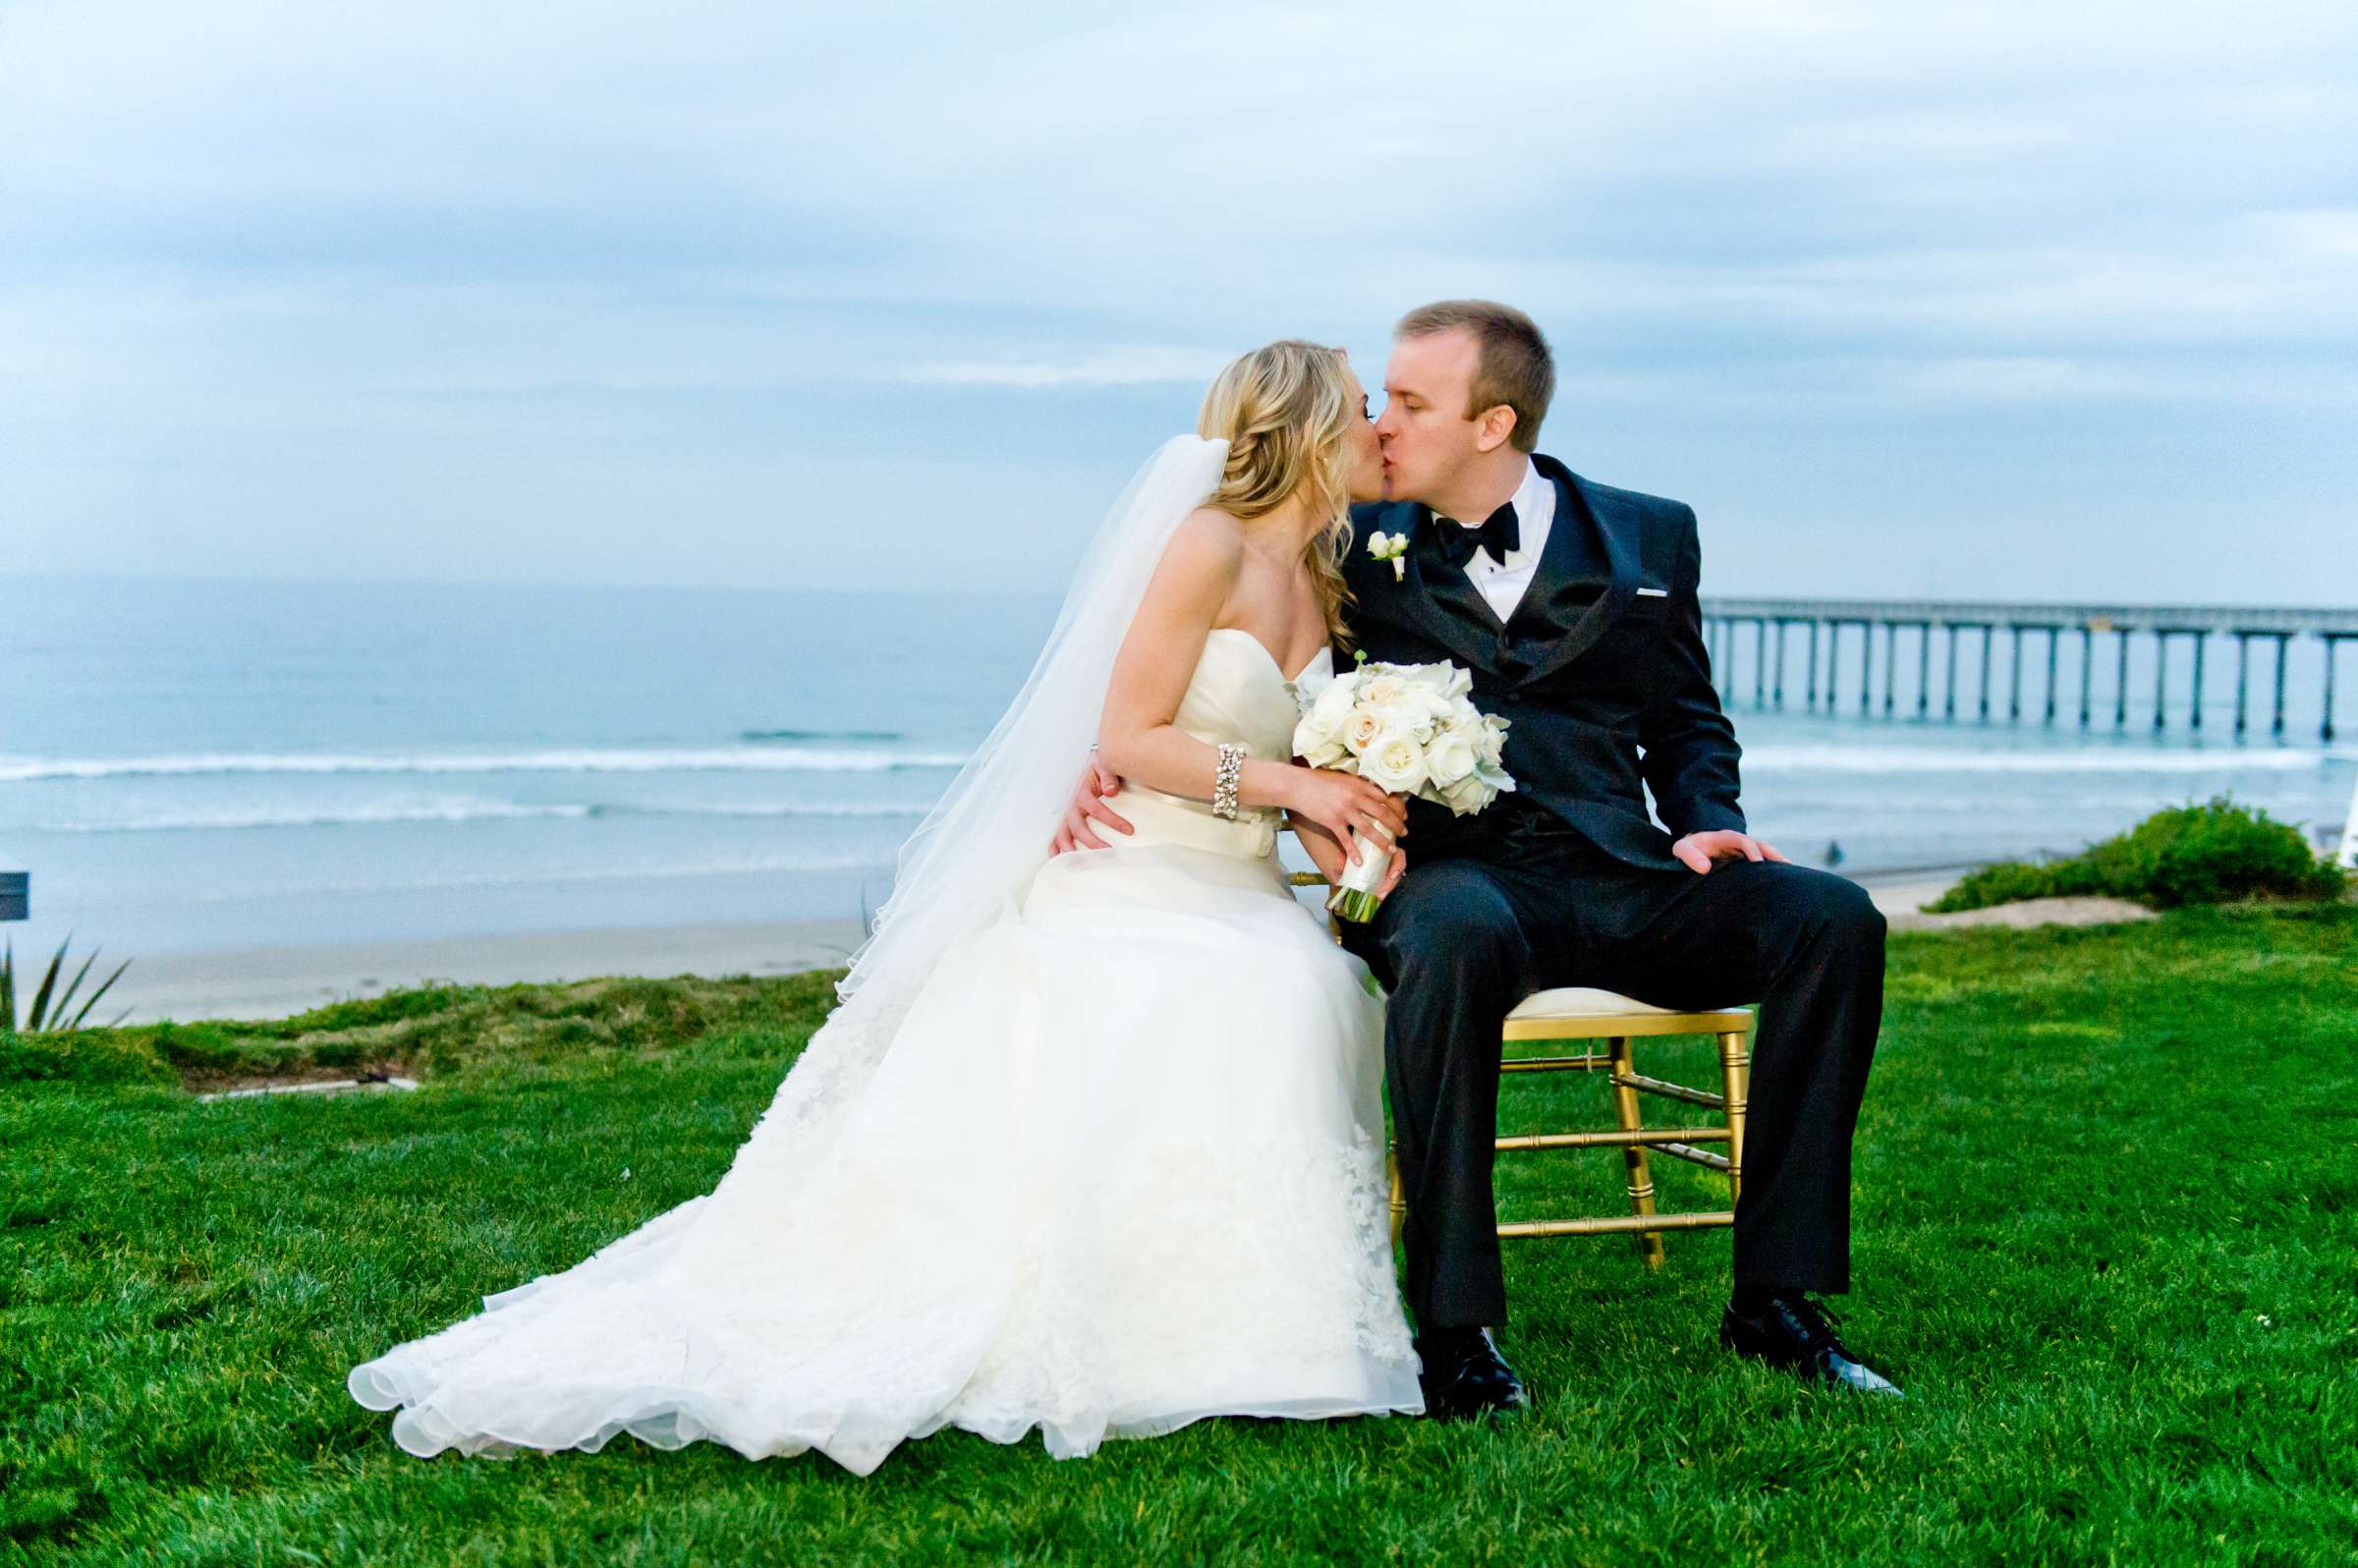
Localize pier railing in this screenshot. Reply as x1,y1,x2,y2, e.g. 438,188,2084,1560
1697,598,2358,740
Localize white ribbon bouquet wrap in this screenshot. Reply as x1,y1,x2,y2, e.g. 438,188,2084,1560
1290,654,1517,922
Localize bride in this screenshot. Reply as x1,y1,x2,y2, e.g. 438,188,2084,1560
348,339,1429,1475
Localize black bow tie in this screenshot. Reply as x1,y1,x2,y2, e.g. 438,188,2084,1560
1429,502,1520,570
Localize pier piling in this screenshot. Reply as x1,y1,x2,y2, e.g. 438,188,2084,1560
1859,621,1875,715
2233,634,2252,736
1944,625,1960,719
2273,633,2292,738
1977,625,1993,722
2078,627,2094,726
1917,623,1933,719
2043,627,2060,724
2189,633,2207,732
2008,625,2024,722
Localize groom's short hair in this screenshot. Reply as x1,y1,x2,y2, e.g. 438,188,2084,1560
1393,300,1553,454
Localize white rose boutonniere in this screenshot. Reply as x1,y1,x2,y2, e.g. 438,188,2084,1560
1366,531,1408,581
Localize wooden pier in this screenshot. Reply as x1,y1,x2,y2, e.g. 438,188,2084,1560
1698,598,2358,740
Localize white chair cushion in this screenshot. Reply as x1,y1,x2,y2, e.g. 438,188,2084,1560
1507,986,1744,1021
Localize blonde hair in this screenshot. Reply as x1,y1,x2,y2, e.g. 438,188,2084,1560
1195,339,1359,652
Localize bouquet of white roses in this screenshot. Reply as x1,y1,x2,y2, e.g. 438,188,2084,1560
1291,655,1515,922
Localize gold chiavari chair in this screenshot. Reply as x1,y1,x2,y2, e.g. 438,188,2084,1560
1288,869,1752,1268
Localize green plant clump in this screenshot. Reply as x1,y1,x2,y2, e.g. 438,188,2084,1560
1,934,131,1036
1930,795,2347,913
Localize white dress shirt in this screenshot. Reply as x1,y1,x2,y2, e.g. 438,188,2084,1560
1438,458,1554,623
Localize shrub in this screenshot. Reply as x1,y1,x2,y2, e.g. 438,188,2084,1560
1929,796,2348,913
0,1028,176,1088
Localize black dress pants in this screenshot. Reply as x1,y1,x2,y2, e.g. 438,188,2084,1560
1338,806,1886,1330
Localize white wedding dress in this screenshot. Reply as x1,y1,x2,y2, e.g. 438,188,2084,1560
348,627,1424,1475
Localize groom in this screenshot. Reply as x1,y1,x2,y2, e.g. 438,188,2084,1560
1058,301,1899,1413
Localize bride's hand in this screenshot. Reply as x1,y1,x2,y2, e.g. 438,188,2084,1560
1294,817,1409,899
1282,767,1406,863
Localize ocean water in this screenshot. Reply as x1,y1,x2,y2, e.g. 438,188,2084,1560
1,574,2350,960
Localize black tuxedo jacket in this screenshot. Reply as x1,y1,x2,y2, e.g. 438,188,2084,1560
1339,453,1743,869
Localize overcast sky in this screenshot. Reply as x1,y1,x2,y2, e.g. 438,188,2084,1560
3,1,2354,604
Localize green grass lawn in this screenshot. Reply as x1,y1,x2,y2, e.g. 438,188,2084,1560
5,910,2354,1566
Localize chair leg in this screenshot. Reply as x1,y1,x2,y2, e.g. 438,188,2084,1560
1717,1029,1750,1205
1607,1035,1666,1268
1386,1140,1406,1248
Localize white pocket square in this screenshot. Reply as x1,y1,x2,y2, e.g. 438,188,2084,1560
1635,586,1669,597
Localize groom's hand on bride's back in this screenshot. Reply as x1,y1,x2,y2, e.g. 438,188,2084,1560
1051,756,1134,854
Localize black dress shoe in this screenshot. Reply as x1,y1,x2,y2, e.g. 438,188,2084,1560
1720,1292,1904,1397
1413,1325,1530,1419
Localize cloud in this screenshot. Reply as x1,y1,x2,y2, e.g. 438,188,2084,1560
0,0,2354,599
892,347,1230,389
1884,356,2165,402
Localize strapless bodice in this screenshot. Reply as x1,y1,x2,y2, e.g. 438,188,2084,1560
1101,629,1331,863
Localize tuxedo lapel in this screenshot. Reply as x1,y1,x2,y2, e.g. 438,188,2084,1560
1520,468,1640,687
1500,467,1586,642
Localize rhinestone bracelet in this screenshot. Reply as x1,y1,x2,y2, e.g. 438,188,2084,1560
1211,742,1246,819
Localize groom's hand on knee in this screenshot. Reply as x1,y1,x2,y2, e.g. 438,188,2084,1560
1671,829,1790,874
